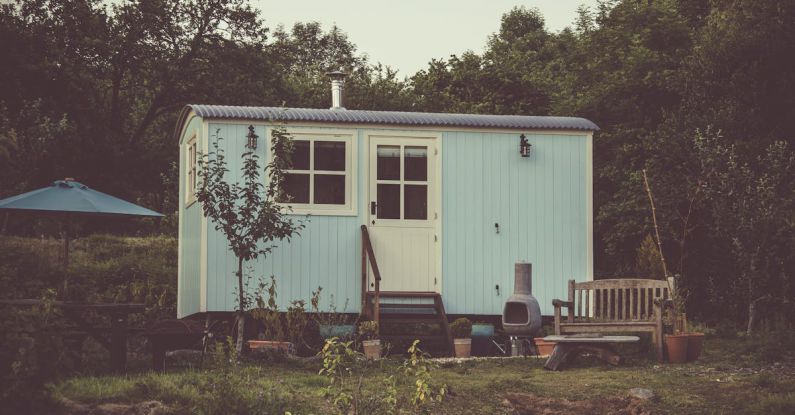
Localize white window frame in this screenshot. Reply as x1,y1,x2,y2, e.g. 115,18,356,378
185,134,198,207
273,129,357,216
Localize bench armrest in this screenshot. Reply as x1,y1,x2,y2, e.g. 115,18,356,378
552,299,573,308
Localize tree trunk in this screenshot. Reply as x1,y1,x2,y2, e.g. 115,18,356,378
236,257,245,355
747,295,770,335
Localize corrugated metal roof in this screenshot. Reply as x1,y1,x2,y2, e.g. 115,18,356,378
185,105,599,131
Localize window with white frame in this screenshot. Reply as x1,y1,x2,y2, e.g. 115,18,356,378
185,135,198,205
278,132,355,215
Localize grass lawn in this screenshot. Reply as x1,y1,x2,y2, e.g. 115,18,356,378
49,335,795,414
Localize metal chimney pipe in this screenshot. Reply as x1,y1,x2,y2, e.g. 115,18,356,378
326,70,347,110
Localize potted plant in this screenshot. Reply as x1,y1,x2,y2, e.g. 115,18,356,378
312,288,355,339
359,320,380,359
450,317,472,358
533,326,556,357
642,170,706,363
248,277,295,355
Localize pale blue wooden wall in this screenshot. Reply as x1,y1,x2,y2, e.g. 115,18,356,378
441,132,587,316
178,116,203,317
204,124,364,314
181,121,589,316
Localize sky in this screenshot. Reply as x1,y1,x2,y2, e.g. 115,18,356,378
255,0,600,76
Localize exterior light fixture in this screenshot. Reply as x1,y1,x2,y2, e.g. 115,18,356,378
519,134,531,157
246,125,258,150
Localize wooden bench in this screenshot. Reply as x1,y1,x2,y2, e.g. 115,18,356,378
552,279,673,362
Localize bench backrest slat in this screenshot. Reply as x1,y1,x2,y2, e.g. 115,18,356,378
568,279,669,322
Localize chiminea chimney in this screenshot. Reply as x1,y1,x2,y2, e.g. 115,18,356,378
326,70,347,110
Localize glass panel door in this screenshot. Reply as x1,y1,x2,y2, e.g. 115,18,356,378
372,143,430,224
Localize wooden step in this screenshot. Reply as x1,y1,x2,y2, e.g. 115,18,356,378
378,317,445,324
379,303,437,309
368,291,440,298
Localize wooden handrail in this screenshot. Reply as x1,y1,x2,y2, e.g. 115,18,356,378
360,225,381,324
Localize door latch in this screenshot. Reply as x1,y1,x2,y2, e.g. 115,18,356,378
370,201,377,215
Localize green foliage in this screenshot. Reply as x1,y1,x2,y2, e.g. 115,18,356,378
635,234,665,279
358,321,379,341
449,318,472,339
286,300,309,346
403,340,447,410
196,126,302,352
250,276,285,342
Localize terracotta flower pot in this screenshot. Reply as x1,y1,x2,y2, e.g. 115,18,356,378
247,340,295,355
362,339,381,359
665,334,688,363
533,338,556,357
454,338,472,358
686,332,705,362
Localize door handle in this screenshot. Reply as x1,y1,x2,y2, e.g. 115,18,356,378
370,201,377,215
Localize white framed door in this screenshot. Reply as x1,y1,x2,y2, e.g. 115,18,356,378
367,135,440,292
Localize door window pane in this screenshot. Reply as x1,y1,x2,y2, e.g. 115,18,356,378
377,145,400,180
314,174,345,204
404,146,427,181
291,140,310,170
377,184,400,219
314,141,346,171
404,185,427,220
282,173,309,203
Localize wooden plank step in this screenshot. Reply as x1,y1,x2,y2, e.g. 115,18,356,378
378,317,445,324
368,291,440,298
379,303,437,309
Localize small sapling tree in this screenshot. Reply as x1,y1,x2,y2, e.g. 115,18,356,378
196,124,302,354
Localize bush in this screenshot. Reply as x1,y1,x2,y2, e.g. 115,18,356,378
358,321,378,341
449,318,472,339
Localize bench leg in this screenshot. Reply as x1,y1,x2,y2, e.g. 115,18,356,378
544,343,623,371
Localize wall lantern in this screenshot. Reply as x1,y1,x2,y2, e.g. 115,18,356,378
246,125,258,150
519,134,532,157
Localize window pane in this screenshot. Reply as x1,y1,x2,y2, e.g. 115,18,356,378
314,141,346,171
404,185,427,220
281,173,309,203
314,174,345,205
377,184,400,219
291,140,310,170
377,145,400,180
404,146,427,181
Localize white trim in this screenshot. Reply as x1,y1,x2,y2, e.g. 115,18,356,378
177,139,184,318
200,120,209,312
202,118,592,137
272,128,358,216
177,111,199,145
435,135,443,293
184,134,198,207
586,132,594,282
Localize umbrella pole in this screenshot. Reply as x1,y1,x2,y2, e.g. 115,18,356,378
62,214,70,298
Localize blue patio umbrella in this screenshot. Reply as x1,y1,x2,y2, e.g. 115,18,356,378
0,178,163,295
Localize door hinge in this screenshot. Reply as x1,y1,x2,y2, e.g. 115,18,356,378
434,234,438,242
434,147,438,156
434,212,438,219
434,277,437,285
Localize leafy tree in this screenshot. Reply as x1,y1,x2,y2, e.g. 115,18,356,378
195,125,302,353
695,130,795,333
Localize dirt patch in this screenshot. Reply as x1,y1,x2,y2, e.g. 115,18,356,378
58,399,169,415
502,393,650,415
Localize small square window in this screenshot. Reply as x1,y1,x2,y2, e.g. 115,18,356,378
275,131,355,216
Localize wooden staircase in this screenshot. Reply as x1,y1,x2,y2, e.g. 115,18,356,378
365,291,453,354
360,225,453,355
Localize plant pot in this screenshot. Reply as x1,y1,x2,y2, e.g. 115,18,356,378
453,338,472,358
686,332,705,362
362,339,381,359
665,334,689,363
533,337,556,357
247,340,295,355
319,324,356,339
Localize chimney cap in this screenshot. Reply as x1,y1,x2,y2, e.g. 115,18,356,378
326,70,347,80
